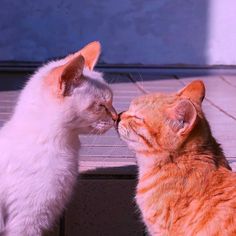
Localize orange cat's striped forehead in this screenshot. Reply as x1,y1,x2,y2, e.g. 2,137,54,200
127,93,176,124
130,93,174,111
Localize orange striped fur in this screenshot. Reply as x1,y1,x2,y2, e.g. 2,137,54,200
118,80,236,235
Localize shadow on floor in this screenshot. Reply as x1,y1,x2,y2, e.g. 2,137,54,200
62,165,145,236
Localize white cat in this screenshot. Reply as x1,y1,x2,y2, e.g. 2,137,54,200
0,41,117,236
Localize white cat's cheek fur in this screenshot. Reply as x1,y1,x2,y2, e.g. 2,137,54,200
92,121,114,134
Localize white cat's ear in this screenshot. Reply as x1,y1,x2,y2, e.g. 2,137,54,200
59,54,85,96
66,41,101,71
166,99,197,136
177,80,205,105
80,41,101,70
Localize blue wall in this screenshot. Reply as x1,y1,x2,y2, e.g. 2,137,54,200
0,0,208,65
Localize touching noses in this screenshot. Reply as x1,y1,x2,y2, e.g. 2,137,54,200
117,111,124,123
108,106,118,121
115,111,125,127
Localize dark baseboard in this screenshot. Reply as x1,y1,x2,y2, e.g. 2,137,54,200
1,61,236,76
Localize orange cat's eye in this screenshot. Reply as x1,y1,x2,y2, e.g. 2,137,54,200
133,115,144,122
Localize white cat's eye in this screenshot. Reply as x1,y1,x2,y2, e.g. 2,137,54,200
99,104,106,109
99,104,118,120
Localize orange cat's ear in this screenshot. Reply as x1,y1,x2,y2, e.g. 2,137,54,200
166,99,197,136
178,80,205,104
59,54,85,96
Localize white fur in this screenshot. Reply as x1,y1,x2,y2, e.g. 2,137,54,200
0,58,113,235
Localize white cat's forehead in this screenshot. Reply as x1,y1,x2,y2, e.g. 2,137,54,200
93,84,112,102
102,88,113,101
83,67,104,82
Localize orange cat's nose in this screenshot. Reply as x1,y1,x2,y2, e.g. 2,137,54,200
116,111,124,125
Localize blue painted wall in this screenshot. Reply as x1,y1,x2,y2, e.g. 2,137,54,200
0,0,208,65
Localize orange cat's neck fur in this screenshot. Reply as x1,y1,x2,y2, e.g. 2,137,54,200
137,116,229,177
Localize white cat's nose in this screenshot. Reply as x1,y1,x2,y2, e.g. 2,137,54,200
109,106,118,121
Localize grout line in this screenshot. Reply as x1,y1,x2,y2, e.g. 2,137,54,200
81,145,126,147
80,174,136,180
80,155,134,158
0,112,12,115
175,76,236,122
127,73,148,94
204,99,236,122
220,75,236,89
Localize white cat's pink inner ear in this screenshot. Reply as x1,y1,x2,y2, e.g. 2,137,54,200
60,55,85,96
43,55,85,98
65,41,101,70
43,65,65,98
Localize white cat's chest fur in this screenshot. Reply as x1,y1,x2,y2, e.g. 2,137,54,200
0,117,80,234
0,121,79,193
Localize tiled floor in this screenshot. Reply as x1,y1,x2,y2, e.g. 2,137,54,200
79,73,236,175
0,71,235,235
0,72,235,174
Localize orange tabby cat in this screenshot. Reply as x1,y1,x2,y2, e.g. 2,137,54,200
117,80,236,236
